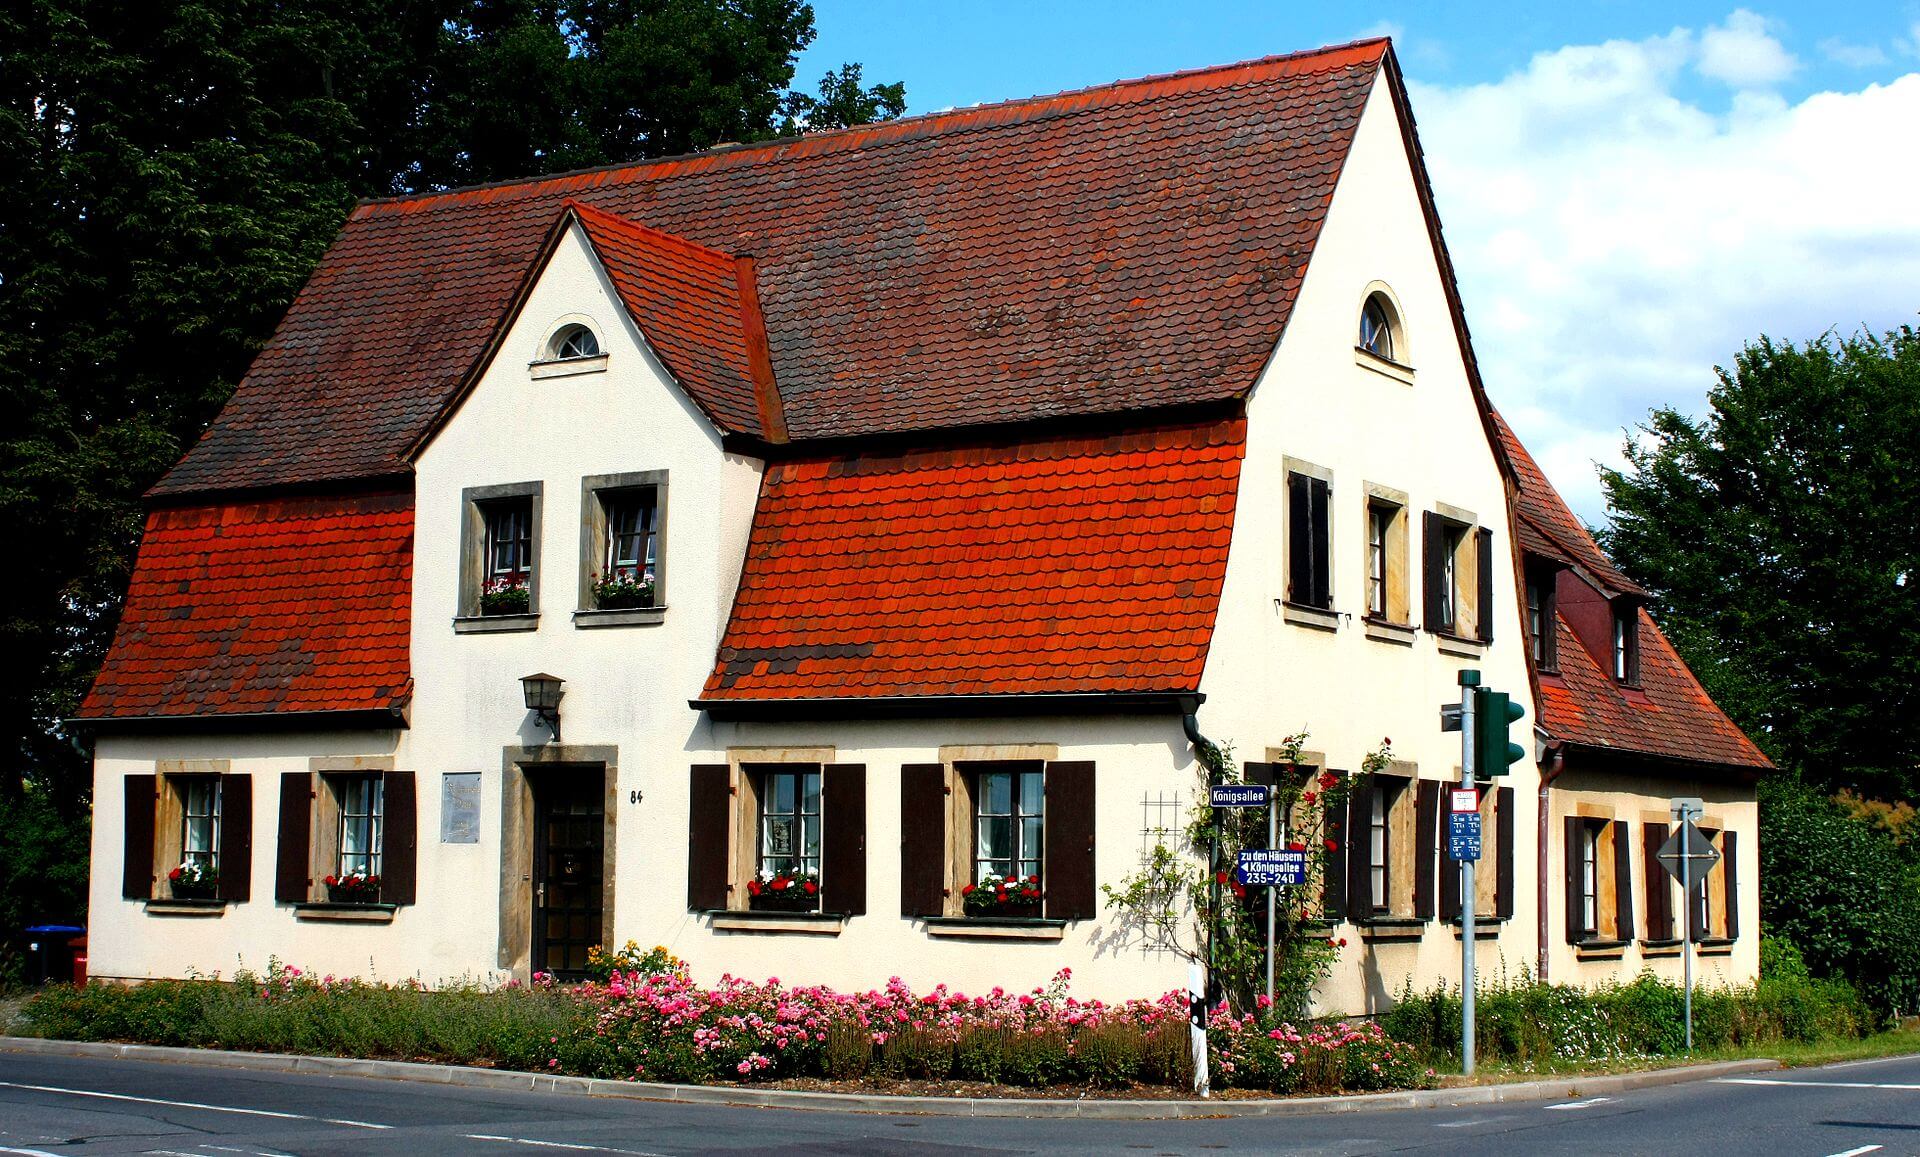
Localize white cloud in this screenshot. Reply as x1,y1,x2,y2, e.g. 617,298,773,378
1820,38,1888,68
1410,22,1920,522
1697,9,1798,87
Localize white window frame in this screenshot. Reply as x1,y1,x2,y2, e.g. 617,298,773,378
973,766,1044,884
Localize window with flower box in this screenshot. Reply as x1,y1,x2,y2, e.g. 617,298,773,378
577,470,668,627
273,766,417,911
456,481,542,631
686,762,864,919
122,767,253,905
751,767,822,910
897,759,1095,925
968,765,1045,916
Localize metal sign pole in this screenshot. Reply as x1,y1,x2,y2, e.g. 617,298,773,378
1265,795,1277,1004
1458,670,1479,1077
1681,814,1694,1051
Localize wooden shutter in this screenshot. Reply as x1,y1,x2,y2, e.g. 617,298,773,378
1044,761,1097,921
1309,477,1331,607
122,774,157,900
1611,820,1633,942
1475,527,1495,641
820,764,868,916
1286,473,1310,604
1321,770,1346,920
687,765,731,912
1422,511,1445,630
1413,779,1439,920
1564,815,1585,943
382,771,417,905
1722,830,1739,941
1345,776,1372,923
1439,813,1462,922
899,764,948,917
1495,787,1516,920
1643,822,1672,940
274,772,312,903
217,774,252,902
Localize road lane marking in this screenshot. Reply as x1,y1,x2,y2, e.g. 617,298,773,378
1,1146,68,1156
464,1134,669,1155
1714,1078,1920,1091
1825,1146,1883,1157
0,1080,392,1129
1544,1097,1613,1110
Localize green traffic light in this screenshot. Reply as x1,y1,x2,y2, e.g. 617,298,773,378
1473,688,1528,777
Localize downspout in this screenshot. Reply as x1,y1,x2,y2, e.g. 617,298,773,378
1537,740,1567,981
1182,704,1223,1013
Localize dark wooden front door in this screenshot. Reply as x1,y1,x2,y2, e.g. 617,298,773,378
532,772,605,978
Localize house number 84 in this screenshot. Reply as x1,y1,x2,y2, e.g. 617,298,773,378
629,789,643,805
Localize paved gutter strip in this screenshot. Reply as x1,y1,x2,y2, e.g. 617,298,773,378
0,1037,1780,1120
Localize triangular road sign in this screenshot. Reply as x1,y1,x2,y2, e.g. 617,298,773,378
1657,821,1721,883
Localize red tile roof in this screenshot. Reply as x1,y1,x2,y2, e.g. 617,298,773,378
567,201,778,438
152,40,1387,496
1491,412,1766,770
78,492,413,720
700,418,1246,702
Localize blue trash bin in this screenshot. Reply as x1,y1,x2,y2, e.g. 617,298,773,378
22,924,86,985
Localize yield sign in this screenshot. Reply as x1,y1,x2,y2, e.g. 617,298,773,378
1656,821,1720,884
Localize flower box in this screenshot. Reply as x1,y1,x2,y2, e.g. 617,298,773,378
325,872,381,904
746,868,819,912
481,574,531,615
167,862,218,901
591,568,656,611
962,873,1044,918
169,879,218,901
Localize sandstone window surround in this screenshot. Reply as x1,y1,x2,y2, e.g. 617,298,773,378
1565,811,1633,956
1281,456,1337,632
124,762,253,914
455,480,544,634
687,753,864,934
575,469,668,629
1363,482,1414,645
275,759,417,921
1354,282,1415,385
1423,502,1495,656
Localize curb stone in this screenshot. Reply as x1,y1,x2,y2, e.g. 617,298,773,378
0,1036,1780,1120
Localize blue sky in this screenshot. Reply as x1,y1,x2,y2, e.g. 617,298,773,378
797,3,1920,523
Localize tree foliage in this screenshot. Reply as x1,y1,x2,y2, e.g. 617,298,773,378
0,0,904,837
1597,327,1920,801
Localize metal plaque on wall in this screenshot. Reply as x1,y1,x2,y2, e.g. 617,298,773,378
441,772,481,843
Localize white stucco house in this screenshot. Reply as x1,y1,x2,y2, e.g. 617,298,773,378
77,38,1766,1009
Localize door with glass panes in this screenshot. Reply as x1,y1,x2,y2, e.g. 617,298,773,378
531,772,605,978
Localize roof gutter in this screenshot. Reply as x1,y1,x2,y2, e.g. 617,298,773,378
693,691,1203,723
69,706,410,738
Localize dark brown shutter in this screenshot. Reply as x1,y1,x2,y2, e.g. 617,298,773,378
1643,822,1672,940
1345,776,1372,922
122,774,157,900
1423,511,1445,630
1309,477,1331,607
1044,761,1097,921
1496,787,1516,920
1475,527,1496,641
1722,830,1739,941
1413,779,1439,920
820,764,867,916
382,771,417,905
1286,473,1310,604
1611,820,1633,942
687,765,731,912
274,772,312,904
217,774,252,902
1439,813,1462,923
1564,815,1585,943
1321,770,1346,920
900,764,948,917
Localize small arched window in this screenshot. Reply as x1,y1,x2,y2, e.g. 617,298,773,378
1359,295,1396,362
548,324,600,361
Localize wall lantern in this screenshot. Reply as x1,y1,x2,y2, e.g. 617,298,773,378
520,672,565,743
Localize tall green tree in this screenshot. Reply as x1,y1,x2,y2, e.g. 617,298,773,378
0,0,903,849
1598,326,1920,801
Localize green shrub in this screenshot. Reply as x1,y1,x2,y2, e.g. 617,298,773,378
1140,1020,1194,1088
822,1021,872,1079
952,1024,1008,1083
877,1023,952,1080
1000,1027,1071,1086
1073,1021,1145,1088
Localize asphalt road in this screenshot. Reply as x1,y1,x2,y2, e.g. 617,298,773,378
0,1048,1916,1156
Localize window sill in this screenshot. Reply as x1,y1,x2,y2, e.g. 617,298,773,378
1434,632,1486,659
923,916,1066,941
1354,347,1416,385
529,353,609,379
1363,618,1418,646
1279,601,1340,633
1642,939,1684,958
1696,937,1736,956
1358,916,1426,942
144,899,228,917
1448,915,1505,940
1573,938,1628,960
708,910,846,935
293,902,398,923
573,606,667,629
453,613,540,634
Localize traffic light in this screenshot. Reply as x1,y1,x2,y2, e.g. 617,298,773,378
1473,688,1527,777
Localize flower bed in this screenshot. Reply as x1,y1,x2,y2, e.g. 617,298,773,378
18,952,1432,1095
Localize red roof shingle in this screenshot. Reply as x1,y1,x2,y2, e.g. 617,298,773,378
701,418,1246,701
151,40,1387,496
78,492,413,720
1492,411,1644,597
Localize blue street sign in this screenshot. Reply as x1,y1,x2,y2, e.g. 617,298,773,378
1235,849,1307,887
1209,783,1270,809
1448,812,1482,861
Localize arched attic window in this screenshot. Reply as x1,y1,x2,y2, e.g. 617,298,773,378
548,323,601,360
1358,293,1400,362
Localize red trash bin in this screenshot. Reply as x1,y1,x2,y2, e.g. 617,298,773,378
71,935,88,985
